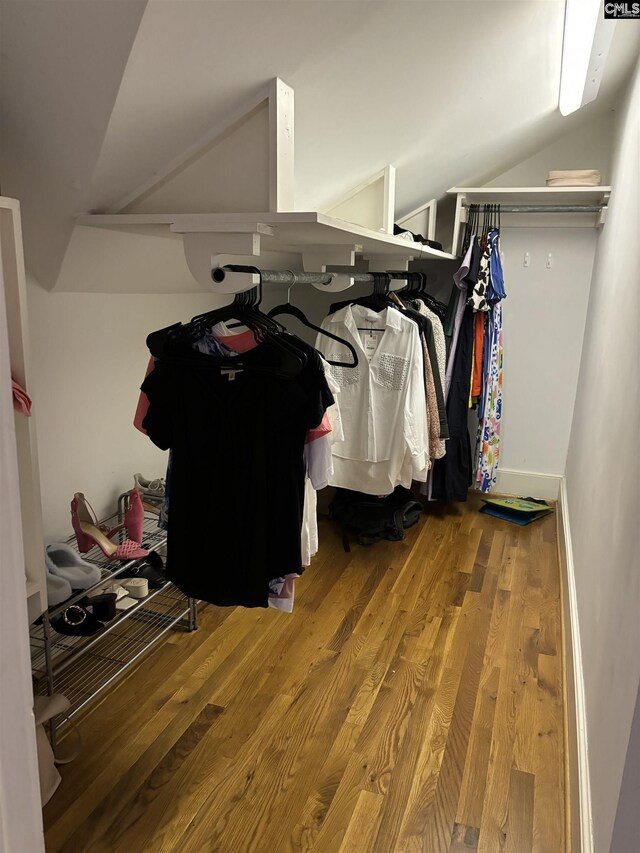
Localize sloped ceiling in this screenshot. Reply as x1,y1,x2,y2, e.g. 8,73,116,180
1,0,638,287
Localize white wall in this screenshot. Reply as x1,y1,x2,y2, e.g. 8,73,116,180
26,278,220,539
564,57,640,853
487,110,614,186
496,227,596,477
611,683,640,853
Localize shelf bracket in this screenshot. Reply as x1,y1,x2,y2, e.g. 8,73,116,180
302,247,358,270
364,254,410,288
598,192,610,226
452,193,467,257
182,232,262,291
364,255,411,272
302,247,360,291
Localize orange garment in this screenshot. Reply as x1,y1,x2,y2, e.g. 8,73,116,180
471,311,485,398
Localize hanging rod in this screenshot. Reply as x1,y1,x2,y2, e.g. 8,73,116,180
463,203,604,213
212,265,374,286
211,264,421,295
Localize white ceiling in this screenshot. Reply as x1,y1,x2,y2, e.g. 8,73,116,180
1,0,638,287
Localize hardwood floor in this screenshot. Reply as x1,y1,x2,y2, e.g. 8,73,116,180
44,495,565,853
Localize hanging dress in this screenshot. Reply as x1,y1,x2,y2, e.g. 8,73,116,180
474,229,506,492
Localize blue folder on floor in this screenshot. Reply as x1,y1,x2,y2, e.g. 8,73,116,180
479,496,553,525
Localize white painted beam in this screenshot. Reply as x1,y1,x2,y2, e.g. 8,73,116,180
268,78,295,212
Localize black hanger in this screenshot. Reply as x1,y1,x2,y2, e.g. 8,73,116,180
149,267,304,379
328,271,393,316
463,204,478,253
267,296,358,368
395,271,447,319
394,271,422,297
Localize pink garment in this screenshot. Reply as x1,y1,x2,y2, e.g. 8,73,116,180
305,413,331,443
268,573,300,613
133,357,155,434
213,328,256,353
133,330,259,434
12,379,32,416
135,328,332,443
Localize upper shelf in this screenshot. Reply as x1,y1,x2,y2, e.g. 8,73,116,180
448,185,613,255
78,210,459,261
52,79,458,293
448,186,612,205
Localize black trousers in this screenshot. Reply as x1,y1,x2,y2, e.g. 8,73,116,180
431,294,474,502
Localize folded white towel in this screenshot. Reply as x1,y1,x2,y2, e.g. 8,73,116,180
546,169,601,187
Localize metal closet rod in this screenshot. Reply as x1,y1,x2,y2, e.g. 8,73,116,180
212,265,413,286
464,203,603,213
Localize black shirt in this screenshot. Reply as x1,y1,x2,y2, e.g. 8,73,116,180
141,335,333,607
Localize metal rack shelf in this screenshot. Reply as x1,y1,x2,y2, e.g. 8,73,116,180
40,511,169,621
32,585,191,722
31,505,197,741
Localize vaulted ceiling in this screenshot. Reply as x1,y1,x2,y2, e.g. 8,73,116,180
1,0,638,287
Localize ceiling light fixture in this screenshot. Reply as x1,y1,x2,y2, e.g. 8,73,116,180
559,0,616,116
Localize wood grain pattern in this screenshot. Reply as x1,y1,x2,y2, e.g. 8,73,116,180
44,494,565,853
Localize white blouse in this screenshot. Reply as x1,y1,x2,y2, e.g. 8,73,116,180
316,304,428,495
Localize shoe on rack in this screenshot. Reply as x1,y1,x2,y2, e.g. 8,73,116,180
71,493,124,553
133,473,166,498
45,567,73,607
45,544,102,590
119,578,149,599
124,488,144,544
71,491,144,552
123,560,166,590
142,499,161,516
70,519,150,562
51,602,104,636
96,584,137,611
84,592,117,621
99,583,129,600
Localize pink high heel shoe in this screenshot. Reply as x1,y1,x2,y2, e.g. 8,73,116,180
71,492,148,561
124,488,144,543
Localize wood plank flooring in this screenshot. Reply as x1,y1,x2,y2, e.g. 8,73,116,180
44,494,565,853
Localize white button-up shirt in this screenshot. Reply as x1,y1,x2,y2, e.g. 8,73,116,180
316,304,428,495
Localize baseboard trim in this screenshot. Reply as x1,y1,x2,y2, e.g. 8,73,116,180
490,468,562,500
559,477,593,853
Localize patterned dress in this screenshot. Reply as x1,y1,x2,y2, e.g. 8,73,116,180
475,302,504,492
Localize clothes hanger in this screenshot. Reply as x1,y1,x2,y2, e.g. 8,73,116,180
148,269,304,379
208,268,314,370
328,272,393,317
355,273,394,325
416,273,448,318
463,204,478,253
395,271,423,298
395,272,448,320
267,277,359,368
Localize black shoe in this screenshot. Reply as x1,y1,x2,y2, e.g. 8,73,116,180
51,603,104,636
124,561,166,590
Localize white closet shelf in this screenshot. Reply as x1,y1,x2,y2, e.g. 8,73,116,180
77,210,459,262
448,186,612,205
447,186,613,255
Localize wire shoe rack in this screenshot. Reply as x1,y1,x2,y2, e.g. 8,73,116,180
31,499,197,744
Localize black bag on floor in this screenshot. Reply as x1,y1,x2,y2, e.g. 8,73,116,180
328,487,423,551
